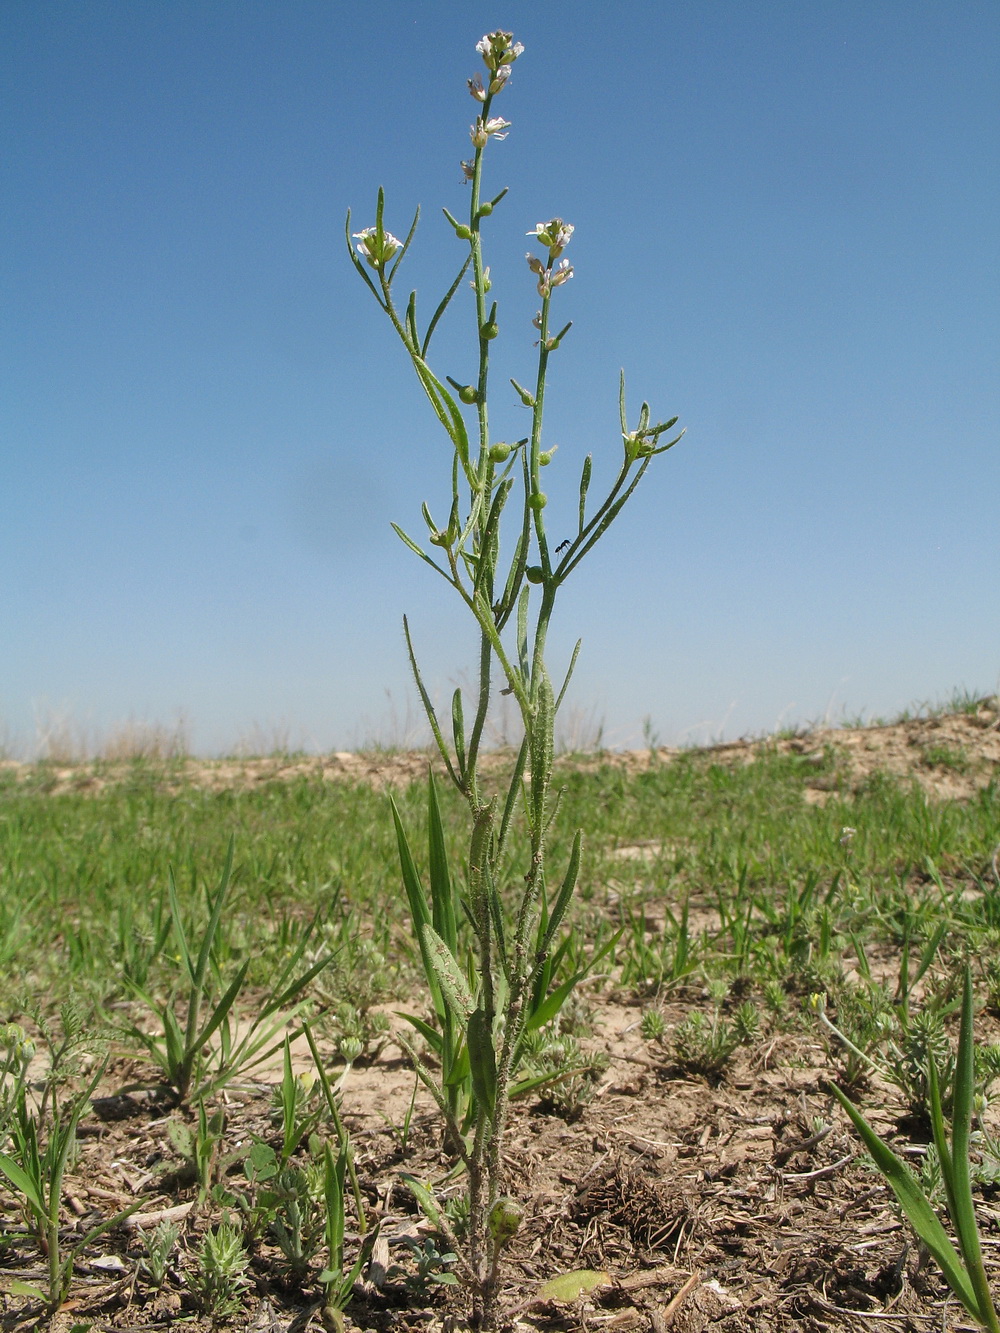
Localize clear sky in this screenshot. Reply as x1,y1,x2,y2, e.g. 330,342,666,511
3,1,998,756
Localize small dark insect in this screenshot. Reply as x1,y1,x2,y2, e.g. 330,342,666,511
555,539,570,554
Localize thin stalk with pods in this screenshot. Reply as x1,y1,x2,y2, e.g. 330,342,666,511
347,29,683,1330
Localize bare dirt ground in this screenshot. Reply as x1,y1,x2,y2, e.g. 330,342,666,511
3,700,999,1331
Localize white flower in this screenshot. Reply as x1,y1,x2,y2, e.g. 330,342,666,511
352,227,402,269
489,64,513,94
470,116,510,148
526,218,574,257
549,258,573,287
468,73,486,101
525,252,545,276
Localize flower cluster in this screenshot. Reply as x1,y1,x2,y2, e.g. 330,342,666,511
526,254,573,298
475,30,524,72
526,218,574,259
525,218,575,297
352,227,402,270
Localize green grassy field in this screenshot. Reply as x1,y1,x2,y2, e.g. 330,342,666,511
0,702,998,1329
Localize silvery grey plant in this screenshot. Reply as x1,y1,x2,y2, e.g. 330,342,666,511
347,29,682,1329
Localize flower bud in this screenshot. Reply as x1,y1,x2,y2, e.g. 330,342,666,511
525,566,544,584
488,1196,524,1248
339,1037,364,1063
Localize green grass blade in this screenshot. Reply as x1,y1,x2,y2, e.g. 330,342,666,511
190,959,250,1055
167,867,194,983
950,966,998,1328
192,837,235,995
830,1084,978,1316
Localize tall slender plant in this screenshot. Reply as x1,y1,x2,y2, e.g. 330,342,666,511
347,30,683,1329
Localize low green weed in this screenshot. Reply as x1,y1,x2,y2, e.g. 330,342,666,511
165,1099,233,1201
617,896,698,994
827,969,1000,1332
140,1219,179,1291
0,1063,139,1312
122,838,331,1103
189,1218,250,1320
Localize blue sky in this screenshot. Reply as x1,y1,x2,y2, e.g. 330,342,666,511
3,1,998,755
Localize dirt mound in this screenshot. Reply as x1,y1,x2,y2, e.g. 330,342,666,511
4,696,997,799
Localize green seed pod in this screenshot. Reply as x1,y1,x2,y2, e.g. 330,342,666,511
458,384,479,405
429,530,449,547
525,565,544,584
455,224,473,240
539,447,557,466
481,322,499,341
510,378,535,407
488,1196,524,1249
528,491,547,510
477,201,493,217
489,442,512,463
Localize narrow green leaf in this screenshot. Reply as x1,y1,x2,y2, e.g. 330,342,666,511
397,1011,444,1054
578,453,592,535
7,1279,47,1302
537,1270,611,1303
830,1084,977,1315
948,967,996,1324
525,975,581,1032
387,203,420,285
422,254,472,357
0,1153,46,1216
390,797,443,1018
467,1007,497,1119
191,838,235,1004
540,831,582,957
402,617,460,787
344,208,384,306
191,959,250,1056
399,1173,443,1227
516,585,530,681
422,923,473,1023
427,771,458,953
554,641,582,710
